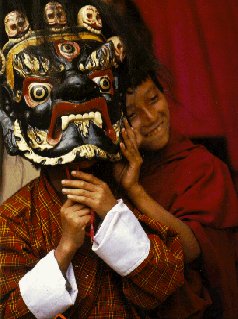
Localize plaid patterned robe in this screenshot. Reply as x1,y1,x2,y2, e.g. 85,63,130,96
0,172,183,318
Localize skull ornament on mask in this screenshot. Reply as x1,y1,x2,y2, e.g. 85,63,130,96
77,5,102,34
0,3,126,167
108,36,126,63
4,11,31,39
44,1,67,30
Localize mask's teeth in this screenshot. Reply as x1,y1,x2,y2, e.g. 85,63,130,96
68,114,75,122
76,114,83,120
83,112,89,119
94,111,102,128
61,112,103,131
61,116,69,131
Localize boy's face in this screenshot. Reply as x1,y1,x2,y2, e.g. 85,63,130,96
126,77,170,151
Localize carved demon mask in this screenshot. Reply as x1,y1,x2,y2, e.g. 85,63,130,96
0,3,126,166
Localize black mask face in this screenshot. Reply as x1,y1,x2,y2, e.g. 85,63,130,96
0,4,126,166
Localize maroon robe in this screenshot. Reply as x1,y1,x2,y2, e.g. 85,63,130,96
138,129,238,318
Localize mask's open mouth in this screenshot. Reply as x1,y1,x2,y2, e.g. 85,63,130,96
14,118,121,165
47,97,116,146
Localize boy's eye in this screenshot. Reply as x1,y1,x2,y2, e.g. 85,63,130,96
150,95,158,103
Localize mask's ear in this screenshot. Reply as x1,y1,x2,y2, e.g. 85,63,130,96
0,84,19,155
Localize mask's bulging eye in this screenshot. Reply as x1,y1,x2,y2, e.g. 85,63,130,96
100,77,111,91
60,43,76,54
25,83,52,107
55,41,81,61
92,76,112,94
30,84,50,101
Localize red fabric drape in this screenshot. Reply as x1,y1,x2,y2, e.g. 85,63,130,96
135,0,238,183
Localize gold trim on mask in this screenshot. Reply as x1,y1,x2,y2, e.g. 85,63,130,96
0,50,6,75
5,31,104,90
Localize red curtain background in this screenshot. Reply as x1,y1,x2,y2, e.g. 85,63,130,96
135,0,238,188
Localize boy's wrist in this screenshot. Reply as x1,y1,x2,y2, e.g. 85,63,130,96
127,183,144,198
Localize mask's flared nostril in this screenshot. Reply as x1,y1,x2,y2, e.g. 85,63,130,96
53,73,99,102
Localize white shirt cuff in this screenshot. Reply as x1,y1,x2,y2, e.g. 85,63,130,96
19,250,78,319
92,199,150,276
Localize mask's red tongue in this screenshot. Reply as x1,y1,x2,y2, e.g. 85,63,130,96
47,98,116,146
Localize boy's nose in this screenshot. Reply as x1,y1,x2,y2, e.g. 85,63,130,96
141,106,157,125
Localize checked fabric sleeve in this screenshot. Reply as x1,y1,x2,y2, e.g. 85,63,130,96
93,200,184,310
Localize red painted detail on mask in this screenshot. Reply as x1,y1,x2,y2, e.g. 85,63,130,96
47,97,116,146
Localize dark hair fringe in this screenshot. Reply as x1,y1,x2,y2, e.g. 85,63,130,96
105,0,159,88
